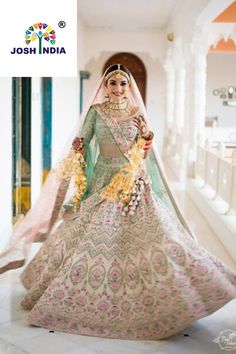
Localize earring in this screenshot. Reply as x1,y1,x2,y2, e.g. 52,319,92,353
104,93,110,99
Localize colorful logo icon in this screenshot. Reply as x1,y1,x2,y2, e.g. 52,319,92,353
25,23,56,54
10,21,66,55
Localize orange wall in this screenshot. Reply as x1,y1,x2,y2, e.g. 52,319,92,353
213,0,236,22
209,38,236,52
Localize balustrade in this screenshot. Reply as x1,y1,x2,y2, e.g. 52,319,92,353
196,139,236,213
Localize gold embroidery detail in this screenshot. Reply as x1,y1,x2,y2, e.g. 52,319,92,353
57,150,87,207
101,137,146,204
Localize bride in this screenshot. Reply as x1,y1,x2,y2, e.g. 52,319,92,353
0,64,236,340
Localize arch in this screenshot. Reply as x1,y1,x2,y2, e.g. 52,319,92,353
103,53,147,104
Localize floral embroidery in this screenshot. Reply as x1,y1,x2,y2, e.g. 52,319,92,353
19,106,236,340
88,261,106,290
165,241,186,266
124,257,140,290
151,247,168,275
139,253,153,285
69,256,88,284
107,259,124,293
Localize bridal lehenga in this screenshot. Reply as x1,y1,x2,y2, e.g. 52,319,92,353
1,65,236,340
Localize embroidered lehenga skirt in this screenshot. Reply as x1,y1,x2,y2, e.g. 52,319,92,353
20,152,236,339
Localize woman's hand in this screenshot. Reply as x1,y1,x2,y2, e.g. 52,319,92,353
132,114,150,138
132,114,154,158
72,137,84,152
143,138,153,159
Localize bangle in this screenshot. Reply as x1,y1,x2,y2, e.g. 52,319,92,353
72,137,84,152
142,131,154,141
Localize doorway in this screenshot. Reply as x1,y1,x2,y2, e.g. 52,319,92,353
103,53,147,104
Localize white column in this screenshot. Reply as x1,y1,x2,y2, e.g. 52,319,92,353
164,48,175,148
187,52,207,175
174,63,187,180
193,53,207,140
52,78,80,166
187,30,208,176
166,70,175,128
164,51,175,131
175,67,186,134
31,78,43,205
0,78,12,250
173,37,186,135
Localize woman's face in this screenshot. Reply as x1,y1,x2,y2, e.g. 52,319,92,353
105,74,130,102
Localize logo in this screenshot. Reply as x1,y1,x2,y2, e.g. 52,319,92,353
213,329,236,351
58,21,66,28
11,22,66,55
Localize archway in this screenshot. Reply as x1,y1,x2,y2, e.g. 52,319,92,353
103,53,147,104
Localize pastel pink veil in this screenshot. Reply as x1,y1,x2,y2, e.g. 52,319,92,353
0,66,197,274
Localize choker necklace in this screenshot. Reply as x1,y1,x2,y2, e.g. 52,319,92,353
101,99,133,117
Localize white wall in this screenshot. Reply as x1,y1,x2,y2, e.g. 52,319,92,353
81,27,166,153
31,78,43,205
78,16,85,70
83,52,165,154
52,78,80,165
166,0,212,43
0,78,12,250
206,53,236,127
83,28,166,65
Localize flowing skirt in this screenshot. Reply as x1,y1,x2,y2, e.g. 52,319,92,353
20,155,236,339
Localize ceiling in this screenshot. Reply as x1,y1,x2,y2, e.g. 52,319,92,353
78,0,183,31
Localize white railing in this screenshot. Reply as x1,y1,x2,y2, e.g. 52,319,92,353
166,129,185,161
195,139,236,214
175,132,182,159
205,127,236,144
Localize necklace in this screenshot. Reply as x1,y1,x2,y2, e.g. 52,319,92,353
101,99,133,118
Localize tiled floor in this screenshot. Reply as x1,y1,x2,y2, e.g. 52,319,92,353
0,166,236,354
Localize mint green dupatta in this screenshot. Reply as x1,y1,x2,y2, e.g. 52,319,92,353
79,105,196,242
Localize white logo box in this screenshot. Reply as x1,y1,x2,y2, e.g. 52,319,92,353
0,0,77,77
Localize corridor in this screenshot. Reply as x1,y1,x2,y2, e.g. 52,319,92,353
0,0,236,352
0,164,235,354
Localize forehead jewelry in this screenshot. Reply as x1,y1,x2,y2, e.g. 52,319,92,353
115,64,122,79
115,72,123,80
105,68,130,83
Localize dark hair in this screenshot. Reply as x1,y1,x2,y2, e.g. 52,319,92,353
104,64,130,82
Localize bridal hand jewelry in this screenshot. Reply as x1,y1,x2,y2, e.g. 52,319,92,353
72,137,84,152
133,114,150,138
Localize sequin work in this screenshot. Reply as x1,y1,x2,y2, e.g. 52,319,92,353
20,106,236,340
